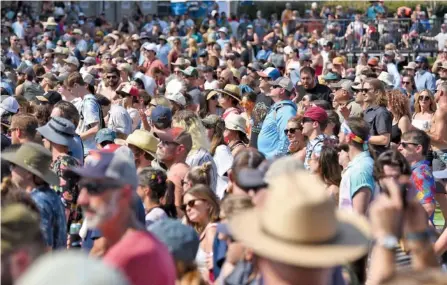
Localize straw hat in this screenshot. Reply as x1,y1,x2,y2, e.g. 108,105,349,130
2,142,58,185
41,17,57,28
206,84,241,102
126,129,158,158
224,113,248,144
228,171,370,268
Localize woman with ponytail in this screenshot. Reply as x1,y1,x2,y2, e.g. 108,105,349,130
183,162,213,192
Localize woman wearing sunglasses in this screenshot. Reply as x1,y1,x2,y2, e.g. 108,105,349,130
182,184,220,283
412,89,436,132
285,116,306,161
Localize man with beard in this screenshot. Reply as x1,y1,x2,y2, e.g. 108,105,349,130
9,114,38,144
1,204,46,285
2,143,67,249
218,68,237,88
295,66,332,103
96,65,122,101
70,150,176,285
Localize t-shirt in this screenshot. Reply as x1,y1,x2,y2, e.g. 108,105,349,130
76,94,101,154
434,33,447,50
145,207,168,228
339,151,376,211
108,104,132,135
213,144,233,199
296,83,332,103
249,93,273,148
363,105,392,156
103,231,176,285
410,160,436,205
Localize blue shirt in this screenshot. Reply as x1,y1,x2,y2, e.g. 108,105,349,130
70,135,84,165
6,49,21,68
256,49,272,61
367,5,385,19
31,186,67,249
415,70,436,93
258,100,297,159
157,43,170,66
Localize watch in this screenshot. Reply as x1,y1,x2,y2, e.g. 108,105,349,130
376,235,399,250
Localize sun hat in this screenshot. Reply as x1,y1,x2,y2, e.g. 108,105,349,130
95,128,116,144
172,57,191,67
403,62,417,70
148,219,199,263
2,142,58,185
181,66,199,78
72,28,82,35
67,149,138,191
304,106,328,123
439,62,447,70
1,204,41,252
268,76,294,92
153,127,193,153
0,96,19,115
218,27,228,34
36,91,62,105
256,67,281,80
41,17,57,28
224,113,249,144
126,129,158,158
37,117,76,147
247,62,263,72
150,96,171,108
229,171,370,268
330,79,353,93
206,84,241,102
201,114,224,130
16,251,130,285
151,105,172,125
378,71,394,87
142,42,157,52
165,92,186,106
64,56,80,68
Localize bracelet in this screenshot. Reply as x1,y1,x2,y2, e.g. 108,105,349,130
405,230,432,242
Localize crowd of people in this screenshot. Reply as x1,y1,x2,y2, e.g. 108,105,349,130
1,1,447,285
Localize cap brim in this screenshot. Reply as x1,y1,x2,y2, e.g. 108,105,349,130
256,71,269,78
153,130,175,143
235,168,268,189
229,209,371,268
433,170,447,180
35,96,48,102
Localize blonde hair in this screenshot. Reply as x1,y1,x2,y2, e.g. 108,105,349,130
220,195,254,219
414,89,437,114
188,38,198,58
186,162,213,187
183,184,220,234
173,110,211,152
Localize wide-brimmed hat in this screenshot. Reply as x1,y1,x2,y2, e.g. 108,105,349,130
37,117,76,147
206,84,241,102
41,17,57,28
224,113,248,144
172,57,191,67
229,171,370,268
126,129,158,158
2,142,59,185
378,71,394,87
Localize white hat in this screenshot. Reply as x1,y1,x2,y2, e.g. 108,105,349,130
142,42,157,53
433,169,447,180
165,92,186,106
63,56,80,68
284,46,294,55
218,27,228,34
225,113,248,144
0,96,19,115
378,71,394,87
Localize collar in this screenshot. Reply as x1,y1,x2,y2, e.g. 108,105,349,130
365,105,379,112
411,160,430,171
347,151,371,168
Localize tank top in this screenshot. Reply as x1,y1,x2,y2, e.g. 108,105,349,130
196,223,217,275
411,113,432,132
391,123,402,144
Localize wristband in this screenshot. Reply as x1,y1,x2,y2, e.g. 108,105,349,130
405,230,431,242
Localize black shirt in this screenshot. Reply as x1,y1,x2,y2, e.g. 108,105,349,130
296,83,332,103
364,105,392,156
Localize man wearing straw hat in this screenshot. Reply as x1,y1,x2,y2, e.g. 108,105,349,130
228,171,370,285
2,142,67,249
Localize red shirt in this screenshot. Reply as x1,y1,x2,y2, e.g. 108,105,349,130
104,231,176,285
143,58,169,79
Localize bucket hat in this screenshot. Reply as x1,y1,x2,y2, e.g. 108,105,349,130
206,84,241,102
172,58,191,67
378,71,394,87
165,92,186,106
41,17,57,28
228,171,371,268
224,113,248,144
36,117,76,147
126,129,158,158
2,142,59,185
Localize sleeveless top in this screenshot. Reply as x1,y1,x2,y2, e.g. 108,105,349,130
411,113,432,132
196,223,217,275
391,123,402,144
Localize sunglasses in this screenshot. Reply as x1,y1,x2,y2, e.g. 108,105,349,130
402,81,411,85
160,140,179,146
399,141,419,149
180,199,204,212
284,128,299,135
79,180,123,195
418,96,430,101
359,88,373,93
106,75,118,79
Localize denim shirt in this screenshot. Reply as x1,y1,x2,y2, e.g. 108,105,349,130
258,100,297,159
415,70,436,93
30,185,67,249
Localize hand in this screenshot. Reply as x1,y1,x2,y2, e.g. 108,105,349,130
138,108,146,120
369,178,404,239
339,104,351,119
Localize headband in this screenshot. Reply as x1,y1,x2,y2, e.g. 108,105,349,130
341,121,369,150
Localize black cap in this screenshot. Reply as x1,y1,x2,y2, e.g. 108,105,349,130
36,91,62,105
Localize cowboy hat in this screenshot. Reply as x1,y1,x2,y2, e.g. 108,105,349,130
2,142,59,185
206,84,241,102
228,171,370,268
224,113,249,144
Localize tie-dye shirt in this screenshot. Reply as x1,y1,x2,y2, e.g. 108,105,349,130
410,160,436,205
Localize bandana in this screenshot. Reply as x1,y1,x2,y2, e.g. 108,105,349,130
341,121,369,150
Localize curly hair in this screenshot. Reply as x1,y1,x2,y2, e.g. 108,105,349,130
387,89,411,121
414,89,437,114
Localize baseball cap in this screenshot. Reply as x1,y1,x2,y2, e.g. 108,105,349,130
300,54,311,62
367,57,379,66
268,77,294,92
257,67,281,80
181,66,199,78
330,79,353,92
95,128,117,144
81,56,96,65
323,72,341,81
218,27,228,34
199,50,208,57
67,150,138,191
64,56,80,68
1,204,41,252
0,96,19,115
35,91,62,105
151,105,172,125
148,219,199,263
304,106,328,123
247,62,263,72
165,92,186,106
415,55,428,63
40,73,58,83
142,42,157,52
154,127,192,153
117,82,139,97
384,50,395,57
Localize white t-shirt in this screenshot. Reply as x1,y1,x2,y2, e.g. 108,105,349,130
76,94,100,154
145,207,168,229
434,33,447,50
213,145,233,199
108,104,132,135
127,107,140,131
12,21,25,39
204,80,219,90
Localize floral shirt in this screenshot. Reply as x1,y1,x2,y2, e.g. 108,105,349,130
51,154,80,209
410,160,436,205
